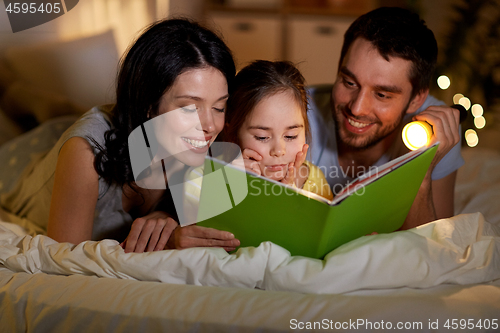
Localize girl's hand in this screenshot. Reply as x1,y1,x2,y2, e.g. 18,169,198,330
121,211,178,253
166,224,240,252
239,148,263,176
280,144,309,188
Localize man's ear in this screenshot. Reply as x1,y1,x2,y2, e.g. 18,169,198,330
406,89,429,114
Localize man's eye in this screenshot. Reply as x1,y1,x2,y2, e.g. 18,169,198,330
377,92,389,99
343,77,355,87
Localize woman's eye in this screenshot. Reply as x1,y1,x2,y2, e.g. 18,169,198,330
181,106,197,113
213,107,225,113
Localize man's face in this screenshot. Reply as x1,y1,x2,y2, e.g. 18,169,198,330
332,38,421,150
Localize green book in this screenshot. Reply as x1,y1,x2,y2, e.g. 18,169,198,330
197,144,438,259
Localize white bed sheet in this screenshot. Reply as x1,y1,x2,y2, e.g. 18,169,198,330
1,267,499,333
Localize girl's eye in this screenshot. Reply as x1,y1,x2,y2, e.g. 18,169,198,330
285,135,298,141
254,136,268,142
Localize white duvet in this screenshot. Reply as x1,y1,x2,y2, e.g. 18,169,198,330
1,212,499,294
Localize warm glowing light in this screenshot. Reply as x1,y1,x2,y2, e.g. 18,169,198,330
474,116,486,129
437,75,451,89
459,97,471,110
453,93,464,104
471,104,484,117
402,121,433,150
465,129,478,147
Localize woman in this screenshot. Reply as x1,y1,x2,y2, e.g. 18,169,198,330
0,19,240,253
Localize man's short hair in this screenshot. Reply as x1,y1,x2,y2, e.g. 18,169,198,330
339,7,438,98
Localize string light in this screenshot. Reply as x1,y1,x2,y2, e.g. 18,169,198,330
471,104,484,117
474,116,486,129
458,97,471,110
453,93,464,104
437,75,451,89
465,129,479,147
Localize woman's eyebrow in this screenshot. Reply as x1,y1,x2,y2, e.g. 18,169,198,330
175,94,229,102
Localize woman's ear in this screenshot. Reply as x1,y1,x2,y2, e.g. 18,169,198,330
406,89,429,114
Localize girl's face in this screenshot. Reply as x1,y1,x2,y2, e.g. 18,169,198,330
152,66,228,167
237,91,306,181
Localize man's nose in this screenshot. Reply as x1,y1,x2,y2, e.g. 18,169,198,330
349,90,371,117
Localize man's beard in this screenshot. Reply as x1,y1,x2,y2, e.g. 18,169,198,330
333,103,407,152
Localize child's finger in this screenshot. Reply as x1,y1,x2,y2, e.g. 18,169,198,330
242,148,262,161
281,162,295,186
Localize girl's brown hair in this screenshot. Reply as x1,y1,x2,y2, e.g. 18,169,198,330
224,60,310,145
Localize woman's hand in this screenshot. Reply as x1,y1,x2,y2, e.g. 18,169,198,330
280,144,309,188
121,211,178,253
166,224,240,252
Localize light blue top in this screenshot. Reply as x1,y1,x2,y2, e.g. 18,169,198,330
306,84,465,190
0,106,133,241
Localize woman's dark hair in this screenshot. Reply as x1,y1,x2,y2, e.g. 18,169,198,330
339,7,437,98
93,18,235,188
225,60,310,145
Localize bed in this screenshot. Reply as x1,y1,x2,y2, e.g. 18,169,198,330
1,32,500,333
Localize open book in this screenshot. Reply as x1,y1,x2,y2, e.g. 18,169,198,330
197,143,438,259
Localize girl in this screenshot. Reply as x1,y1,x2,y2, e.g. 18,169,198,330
0,19,240,253
225,60,333,200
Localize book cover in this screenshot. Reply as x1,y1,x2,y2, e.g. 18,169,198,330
197,144,438,259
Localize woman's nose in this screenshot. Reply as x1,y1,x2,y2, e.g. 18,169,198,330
197,109,216,133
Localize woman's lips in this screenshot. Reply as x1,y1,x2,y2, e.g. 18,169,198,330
181,136,212,153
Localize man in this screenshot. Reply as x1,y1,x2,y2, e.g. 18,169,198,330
307,7,464,229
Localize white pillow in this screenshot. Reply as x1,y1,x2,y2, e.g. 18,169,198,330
4,30,119,111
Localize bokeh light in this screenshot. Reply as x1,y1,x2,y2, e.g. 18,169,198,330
471,104,484,117
474,116,486,129
453,93,464,104
465,129,479,147
437,75,451,89
459,97,471,110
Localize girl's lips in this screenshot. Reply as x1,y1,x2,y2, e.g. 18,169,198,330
265,164,288,172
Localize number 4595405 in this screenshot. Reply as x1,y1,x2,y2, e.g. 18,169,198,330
444,319,498,330
6,2,61,14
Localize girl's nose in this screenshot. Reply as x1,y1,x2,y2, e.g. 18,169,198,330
270,139,285,157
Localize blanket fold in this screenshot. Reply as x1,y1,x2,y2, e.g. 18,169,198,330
1,213,499,294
